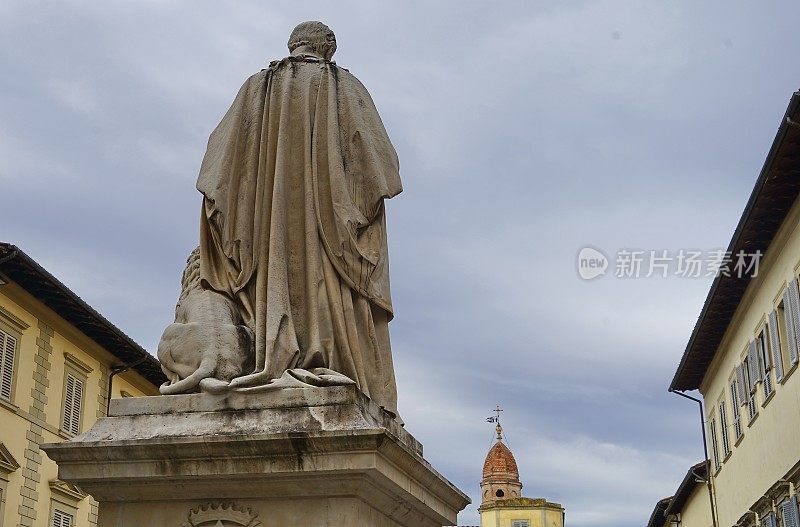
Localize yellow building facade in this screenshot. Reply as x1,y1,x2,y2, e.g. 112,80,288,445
670,91,800,527
478,423,564,527
0,243,165,527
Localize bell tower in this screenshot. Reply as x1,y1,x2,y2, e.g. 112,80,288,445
480,416,523,503
478,406,565,527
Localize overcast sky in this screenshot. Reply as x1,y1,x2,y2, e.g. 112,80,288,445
2,1,800,525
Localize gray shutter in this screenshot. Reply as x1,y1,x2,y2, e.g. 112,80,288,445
719,401,730,453
70,376,83,435
63,375,75,432
748,340,761,387
72,377,83,434
769,310,785,381
736,364,747,405
756,336,767,378
710,417,720,469
0,330,15,402
782,496,799,527
62,374,83,435
789,280,800,365
784,287,799,366
765,513,778,527
52,510,72,527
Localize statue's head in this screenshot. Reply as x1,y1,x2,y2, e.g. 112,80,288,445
288,21,337,61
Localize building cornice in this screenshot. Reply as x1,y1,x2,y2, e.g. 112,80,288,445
671,90,800,391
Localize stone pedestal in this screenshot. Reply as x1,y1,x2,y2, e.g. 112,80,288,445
42,385,469,527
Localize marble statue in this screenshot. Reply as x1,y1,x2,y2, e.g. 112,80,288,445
158,21,402,419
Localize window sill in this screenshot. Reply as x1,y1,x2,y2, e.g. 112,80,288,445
763,390,776,408
748,412,760,427
722,450,732,464
734,433,744,447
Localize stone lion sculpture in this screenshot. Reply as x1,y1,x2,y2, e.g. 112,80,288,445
157,247,253,394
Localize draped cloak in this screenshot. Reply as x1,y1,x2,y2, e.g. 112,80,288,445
196,56,402,416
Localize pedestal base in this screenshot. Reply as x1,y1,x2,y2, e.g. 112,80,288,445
42,385,469,527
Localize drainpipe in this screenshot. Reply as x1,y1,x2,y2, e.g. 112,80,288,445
670,389,719,527
106,356,149,414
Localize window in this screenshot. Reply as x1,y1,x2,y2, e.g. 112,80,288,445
0,329,17,402
513,522,530,527
769,309,785,383
51,508,73,527
763,512,778,527
718,400,731,456
779,496,799,527
781,282,800,370
495,489,505,498
743,347,759,421
709,416,720,471
730,376,743,440
60,353,92,437
757,328,774,400
61,373,84,436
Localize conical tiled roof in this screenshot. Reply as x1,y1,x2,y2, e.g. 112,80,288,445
482,440,519,480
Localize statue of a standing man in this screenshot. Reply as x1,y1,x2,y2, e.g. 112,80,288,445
157,21,403,420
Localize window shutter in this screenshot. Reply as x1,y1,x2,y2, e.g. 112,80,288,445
789,280,800,365
719,401,730,454
783,288,799,366
782,496,800,527
62,374,83,435
748,340,761,387
52,509,73,527
736,365,747,405
63,375,74,431
730,379,740,418
0,330,16,402
72,376,83,434
769,310,785,381
758,333,774,396
710,417,720,469
764,513,778,527
730,377,742,438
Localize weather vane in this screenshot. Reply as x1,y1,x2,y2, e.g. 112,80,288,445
486,405,504,440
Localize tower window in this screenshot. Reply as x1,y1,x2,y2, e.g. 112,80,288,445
495,489,505,498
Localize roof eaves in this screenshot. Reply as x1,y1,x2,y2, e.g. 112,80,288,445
670,90,800,392
647,497,673,527
663,461,708,517
0,242,166,388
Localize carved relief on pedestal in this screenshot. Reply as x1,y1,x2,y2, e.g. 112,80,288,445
182,503,262,527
